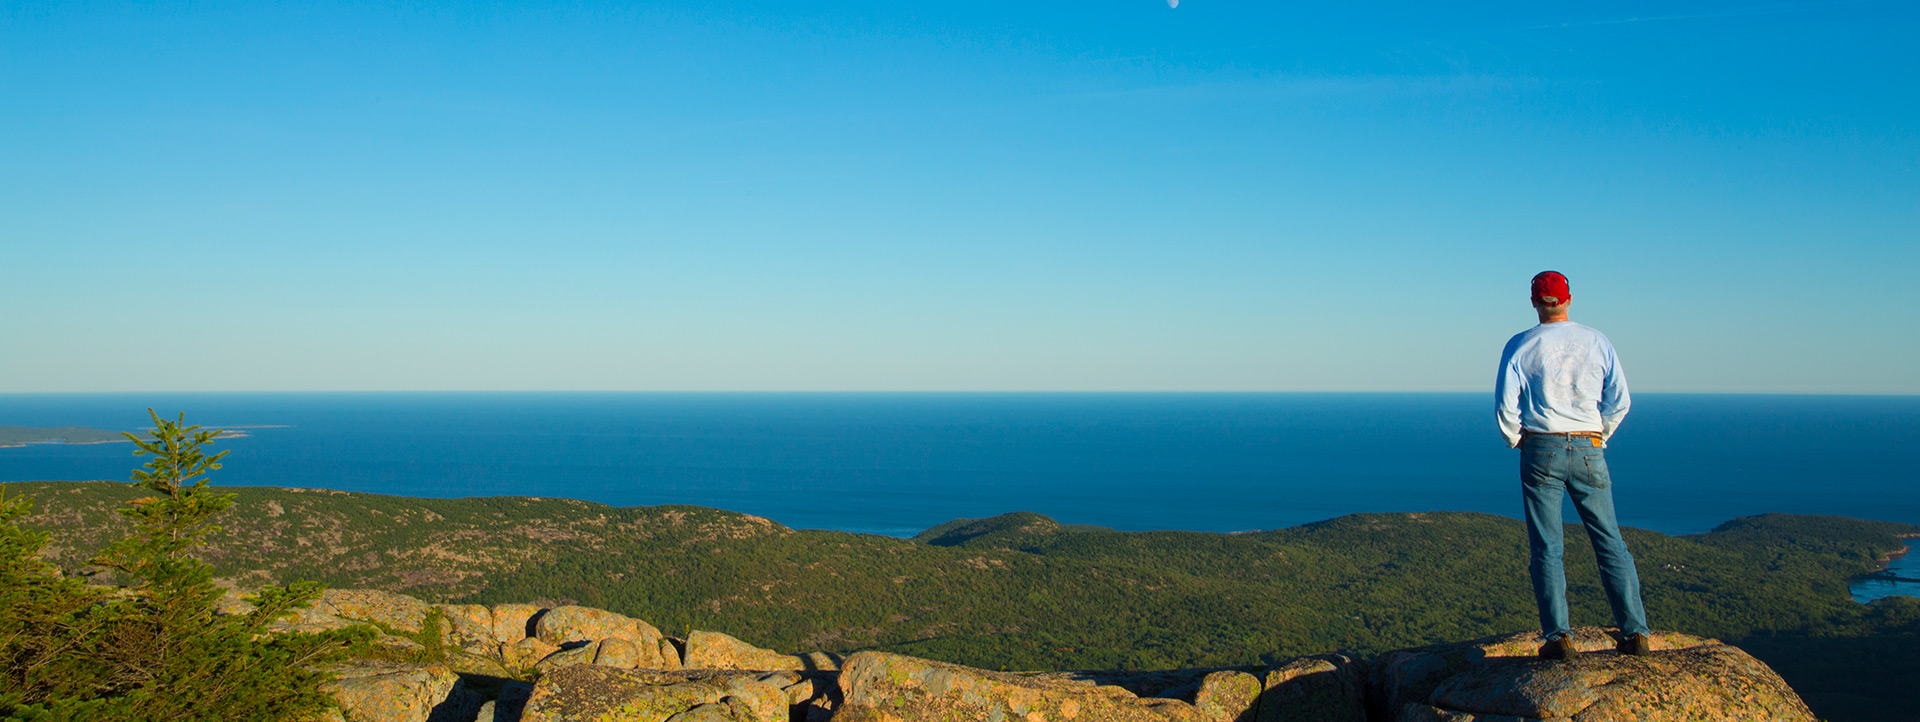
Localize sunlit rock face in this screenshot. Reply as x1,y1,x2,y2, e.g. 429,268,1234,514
257,590,1815,722
1372,628,1818,722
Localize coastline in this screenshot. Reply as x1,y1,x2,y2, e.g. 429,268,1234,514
0,424,292,449
1851,536,1920,603
1877,535,1920,564
0,439,130,449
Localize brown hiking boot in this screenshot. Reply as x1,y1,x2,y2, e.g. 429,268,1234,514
1538,636,1575,660
1617,633,1653,656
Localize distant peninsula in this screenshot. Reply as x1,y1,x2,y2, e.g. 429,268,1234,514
0,425,287,448
0,425,129,447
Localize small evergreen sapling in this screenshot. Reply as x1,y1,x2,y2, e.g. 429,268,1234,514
0,410,364,722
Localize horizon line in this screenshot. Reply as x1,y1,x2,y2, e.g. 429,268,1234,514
1,389,1915,397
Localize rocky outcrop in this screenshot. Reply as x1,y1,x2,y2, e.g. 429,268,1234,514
517,665,826,722
833,651,1205,721
514,626,1808,722
322,661,478,722
684,630,837,671
1193,670,1263,721
221,588,433,651
1257,654,1367,722
596,637,645,668
246,590,1816,722
490,604,544,646
1372,628,1817,721
535,605,663,647
259,590,693,675
503,637,562,671
535,605,680,670
829,651,1366,722
436,603,497,653
315,589,437,634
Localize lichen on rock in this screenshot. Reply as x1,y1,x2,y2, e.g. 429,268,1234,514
269,591,1814,722
491,603,544,645
322,661,466,722
1372,628,1814,722
832,650,1209,722
683,629,824,671
436,603,496,653
535,605,663,647
315,589,435,635
517,665,804,722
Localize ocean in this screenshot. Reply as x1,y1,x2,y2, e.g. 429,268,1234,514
3,392,1915,536
6,392,1915,600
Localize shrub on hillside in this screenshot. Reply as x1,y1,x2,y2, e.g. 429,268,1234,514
0,411,364,722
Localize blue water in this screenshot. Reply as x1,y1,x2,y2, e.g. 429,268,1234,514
1,393,1915,544
1852,541,1920,604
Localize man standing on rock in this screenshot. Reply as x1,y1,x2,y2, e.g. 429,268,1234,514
1495,271,1653,659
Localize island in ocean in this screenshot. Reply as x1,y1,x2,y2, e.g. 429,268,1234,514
0,424,285,447
9,480,1917,722
0,425,129,447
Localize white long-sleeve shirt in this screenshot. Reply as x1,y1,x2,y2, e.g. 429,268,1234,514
1495,321,1631,448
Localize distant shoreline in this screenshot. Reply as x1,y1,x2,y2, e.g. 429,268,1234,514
2,391,1918,398
0,425,290,449
1877,537,1919,565
0,439,130,449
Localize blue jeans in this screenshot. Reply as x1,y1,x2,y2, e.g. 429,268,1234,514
1520,434,1650,639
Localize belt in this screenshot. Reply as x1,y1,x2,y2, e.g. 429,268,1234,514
1523,430,1606,447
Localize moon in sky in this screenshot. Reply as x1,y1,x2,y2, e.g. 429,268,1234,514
1168,0,1178,7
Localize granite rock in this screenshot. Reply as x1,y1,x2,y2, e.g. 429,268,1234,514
518,665,796,722
535,605,664,647
504,637,562,671
276,594,1817,722
437,603,496,653
597,637,644,668
1256,654,1367,722
492,603,545,644
322,662,462,722
314,589,435,635
536,641,602,674
1373,628,1814,722
682,630,820,671
1194,670,1262,722
833,650,1209,722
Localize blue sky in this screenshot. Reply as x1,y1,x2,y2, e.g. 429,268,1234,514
2,0,1915,392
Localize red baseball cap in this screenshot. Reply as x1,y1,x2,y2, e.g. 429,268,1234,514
1531,271,1570,305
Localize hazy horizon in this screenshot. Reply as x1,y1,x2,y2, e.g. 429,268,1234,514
2,390,1916,397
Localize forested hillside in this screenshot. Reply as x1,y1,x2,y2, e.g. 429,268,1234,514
12,480,1918,722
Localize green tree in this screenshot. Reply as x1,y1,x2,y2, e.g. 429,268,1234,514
0,490,111,718
0,410,363,722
